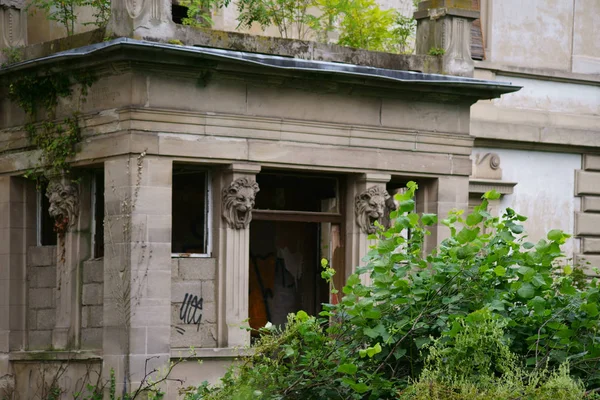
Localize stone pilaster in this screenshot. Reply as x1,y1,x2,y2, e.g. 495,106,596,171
0,1,27,51
434,175,469,243
108,0,174,39
0,176,36,396
345,173,391,286
414,0,479,77
215,163,261,348
49,175,91,349
103,155,172,394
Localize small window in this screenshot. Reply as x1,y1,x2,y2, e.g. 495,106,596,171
92,170,105,258
172,166,211,255
38,181,57,246
172,1,188,24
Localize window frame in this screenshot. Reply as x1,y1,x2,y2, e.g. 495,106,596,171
170,168,213,258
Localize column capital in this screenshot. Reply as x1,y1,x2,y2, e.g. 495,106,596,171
225,163,262,175
357,173,391,185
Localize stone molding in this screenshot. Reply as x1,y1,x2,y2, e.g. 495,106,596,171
468,179,516,195
575,155,600,274
355,186,392,234
46,177,79,233
109,0,174,39
222,177,260,230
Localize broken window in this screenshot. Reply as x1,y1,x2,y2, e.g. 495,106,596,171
172,165,210,255
38,181,57,246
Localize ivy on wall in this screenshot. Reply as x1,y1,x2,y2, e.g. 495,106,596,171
7,70,96,179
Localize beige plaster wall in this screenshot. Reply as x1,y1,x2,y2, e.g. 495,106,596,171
486,0,600,74
474,147,582,260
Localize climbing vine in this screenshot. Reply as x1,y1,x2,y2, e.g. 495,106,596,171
8,70,96,179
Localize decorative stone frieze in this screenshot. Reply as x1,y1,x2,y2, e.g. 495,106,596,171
222,177,260,229
46,178,79,233
0,0,27,49
355,186,392,234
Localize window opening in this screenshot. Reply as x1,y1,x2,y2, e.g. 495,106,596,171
92,170,105,258
171,2,188,24
172,165,211,256
38,181,57,246
249,172,343,335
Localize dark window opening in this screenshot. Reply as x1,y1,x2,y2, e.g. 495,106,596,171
249,172,343,335
172,3,189,24
172,166,209,254
254,173,338,213
39,181,57,246
93,170,105,258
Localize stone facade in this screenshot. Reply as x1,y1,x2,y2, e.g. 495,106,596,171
2,0,598,398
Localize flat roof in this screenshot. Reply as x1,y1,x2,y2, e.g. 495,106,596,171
0,37,521,98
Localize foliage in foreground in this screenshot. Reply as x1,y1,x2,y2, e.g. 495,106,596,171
185,184,600,399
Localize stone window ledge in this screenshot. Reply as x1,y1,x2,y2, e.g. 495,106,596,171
170,347,253,359
9,350,102,361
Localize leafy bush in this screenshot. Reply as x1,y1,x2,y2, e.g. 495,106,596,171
186,183,600,399
27,0,110,36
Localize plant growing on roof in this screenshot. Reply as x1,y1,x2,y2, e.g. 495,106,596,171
26,0,110,36
178,0,232,27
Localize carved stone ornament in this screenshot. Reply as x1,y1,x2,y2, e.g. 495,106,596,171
1,1,27,48
222,178,260,229
46,178,79,234
472,152,502,180
355,186,392,234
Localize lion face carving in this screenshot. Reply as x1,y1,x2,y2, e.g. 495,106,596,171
355,186,391,234
222,178,260,229
46,178,79,233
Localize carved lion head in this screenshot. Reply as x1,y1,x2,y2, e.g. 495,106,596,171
355,186,391,234
46,179,79,232
222,178,260,229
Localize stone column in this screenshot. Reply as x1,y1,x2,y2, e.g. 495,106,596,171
414,0,479,77
108,0,174,39
345,173,392,286
48,175,91,349
215,163,260,348
0,177,36,395
103,155,172,395
0,1,27,53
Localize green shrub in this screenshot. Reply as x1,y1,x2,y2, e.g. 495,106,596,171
187,183,600,399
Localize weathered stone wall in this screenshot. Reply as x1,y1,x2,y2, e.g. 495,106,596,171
81,259,104,349
26,246,56,350
171,258,217,349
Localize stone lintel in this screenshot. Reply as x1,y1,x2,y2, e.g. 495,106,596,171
357,173,392,185
414,8,480,21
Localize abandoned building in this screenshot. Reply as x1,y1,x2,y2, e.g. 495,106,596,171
0,0,599,398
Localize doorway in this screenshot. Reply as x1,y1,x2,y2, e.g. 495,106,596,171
248,172,344,332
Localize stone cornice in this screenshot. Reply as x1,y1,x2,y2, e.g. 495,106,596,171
468,179,517,195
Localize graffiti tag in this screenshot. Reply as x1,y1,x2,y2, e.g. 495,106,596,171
178,293,203,334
